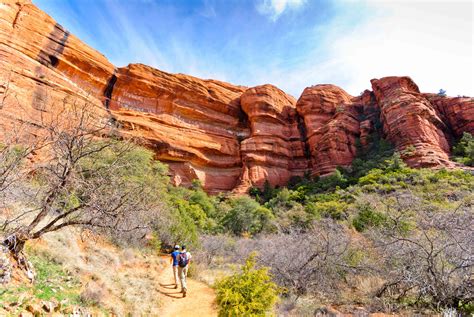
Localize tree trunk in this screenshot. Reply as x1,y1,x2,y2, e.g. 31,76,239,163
2,232,35,282
2,232,28,255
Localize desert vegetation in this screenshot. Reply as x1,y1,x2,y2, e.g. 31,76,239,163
215,253,279,316
1,95,473,315
1,100,171,255
453,132,474,166
193,136,474,315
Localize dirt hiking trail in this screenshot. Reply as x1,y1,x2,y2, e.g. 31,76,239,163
157,256,218,317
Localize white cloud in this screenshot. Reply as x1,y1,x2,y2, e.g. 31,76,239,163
326,0,473,97
252,0,473,98
256,0,306,21
54,0,472,99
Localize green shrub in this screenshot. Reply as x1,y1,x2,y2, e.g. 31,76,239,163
289,169,348,200
221,196,273,236
306,200,349,220
215,253,279,316
452,132,474,166
458,300,474,315
425,168,474,189
249,181,276,204
172,196,208,229
352,204,387,232
189,187,217,218
314,169,348,192
166,203,200,247
265,188,302,214
349,134,395,181
358,163,422,192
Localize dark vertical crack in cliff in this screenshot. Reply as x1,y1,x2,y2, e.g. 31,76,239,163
296,114,311,160
37,23,70,68
102,70,119,127
12,4,24,28
103,72,117,110
233,97,252,193
32,23,70,109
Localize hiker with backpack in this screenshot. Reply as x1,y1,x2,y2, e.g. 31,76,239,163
177,245,192,297
169,245,180,289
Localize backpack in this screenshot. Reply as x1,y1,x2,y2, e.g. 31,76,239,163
178,252,189,268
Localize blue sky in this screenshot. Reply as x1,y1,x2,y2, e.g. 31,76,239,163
33,0,473,98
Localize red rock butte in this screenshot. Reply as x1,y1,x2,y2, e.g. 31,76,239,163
1,0,473,193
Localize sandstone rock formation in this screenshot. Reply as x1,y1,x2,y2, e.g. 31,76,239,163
237,84,308,191
424,94,474,138
0,0,473,193
371,76,454,167
110,64,247,192
296,84,360,176
0,0,112,138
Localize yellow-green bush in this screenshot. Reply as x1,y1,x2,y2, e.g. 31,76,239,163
215,253,279,316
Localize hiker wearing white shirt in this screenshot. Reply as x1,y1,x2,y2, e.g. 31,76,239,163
177,245,192,297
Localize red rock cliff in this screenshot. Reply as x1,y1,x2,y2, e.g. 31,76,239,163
0,0,472,193
237,84,308,192
371,76,453,167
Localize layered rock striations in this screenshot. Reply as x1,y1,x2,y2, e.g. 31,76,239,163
0,0,473,193
237,85,308,191
296,85,360,176
371,77,453,167
109,64,248,192
424,94,474,138
0,0,112,132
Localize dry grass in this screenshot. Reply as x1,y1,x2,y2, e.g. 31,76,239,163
194,265,232,286
1,202,167,315
29,228,165,316
80,281,106,306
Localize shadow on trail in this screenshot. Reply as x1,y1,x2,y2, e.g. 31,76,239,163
160,283,177,289
159,289,184,299
156,256,217,316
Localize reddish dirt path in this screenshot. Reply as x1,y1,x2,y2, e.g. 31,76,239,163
157,257,217,317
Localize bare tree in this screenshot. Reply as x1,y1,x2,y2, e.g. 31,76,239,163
254,220,353,299
0,132,30,199
197,220,354,300
194,234,238,266
0,74,53,203
1,97,167,255
367,191,474,309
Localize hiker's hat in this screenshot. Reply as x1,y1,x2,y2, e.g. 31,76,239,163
174,245,180,250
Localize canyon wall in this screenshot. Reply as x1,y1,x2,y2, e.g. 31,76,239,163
1,0,473,193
